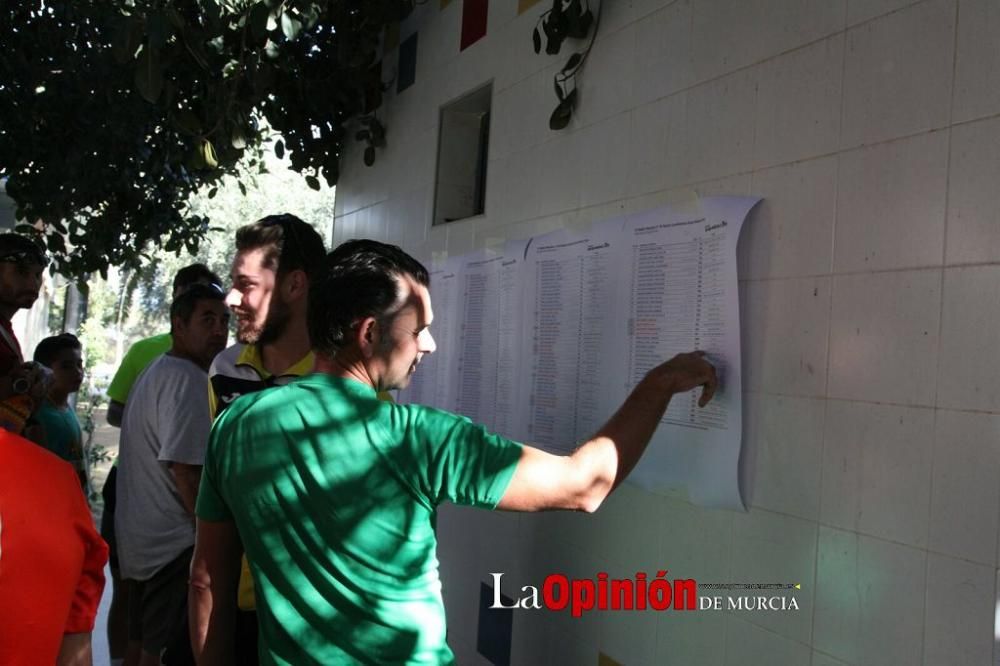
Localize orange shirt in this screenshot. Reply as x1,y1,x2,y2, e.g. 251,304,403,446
0,430,108,664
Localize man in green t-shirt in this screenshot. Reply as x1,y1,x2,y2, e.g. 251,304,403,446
190,240,717,665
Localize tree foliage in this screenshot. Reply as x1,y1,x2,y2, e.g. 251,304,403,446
0,0,410,277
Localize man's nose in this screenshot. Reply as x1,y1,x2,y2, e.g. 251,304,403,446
419,330,436,355
224,289,241,309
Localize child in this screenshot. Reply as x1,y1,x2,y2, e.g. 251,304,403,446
32,334,86,489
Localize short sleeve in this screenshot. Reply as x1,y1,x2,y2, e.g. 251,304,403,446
195,420,233,522
397,404,522,509
106,347,141,404
64,467,108,633
157,365,213,465
208,375,219,420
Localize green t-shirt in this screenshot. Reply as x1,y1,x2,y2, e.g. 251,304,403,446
106,332,172,403
196,374,522,666
34,400,82,464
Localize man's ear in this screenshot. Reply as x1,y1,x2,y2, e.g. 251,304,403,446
354,316,379,359
282,270,308,301
169,314,182,338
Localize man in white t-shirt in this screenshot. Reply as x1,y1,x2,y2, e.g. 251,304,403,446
115,284,229,666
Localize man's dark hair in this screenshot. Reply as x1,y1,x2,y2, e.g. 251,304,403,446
173,263,222,293
234,214,326,279
170,283,225,330
33,333,81,366
309,240,430,357
0,233,47,267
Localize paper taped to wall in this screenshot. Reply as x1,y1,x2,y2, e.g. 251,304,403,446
398,196,761,511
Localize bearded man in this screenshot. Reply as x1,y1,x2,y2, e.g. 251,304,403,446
206,213,326,663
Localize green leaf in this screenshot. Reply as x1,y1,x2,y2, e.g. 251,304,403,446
532,27,541,54
249,3,270,43
207,35,226,54
174,110,202,136
280,12,302,40
274,139,285,159
562,52,582,74
302,5,321,30
201,139,218,168
231,127,247,150
208,187,218,199
47,233,67,254
549,92,575,130
167,9,186,30
134,46,163,103
553,78,564,101
239,181,247,195
113,18,141,64
146,12,170,49
305,175,320,190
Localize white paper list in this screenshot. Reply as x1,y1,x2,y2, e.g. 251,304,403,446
494,239,529,442
454,251,504,430
625,197,760,509
521,223,625,454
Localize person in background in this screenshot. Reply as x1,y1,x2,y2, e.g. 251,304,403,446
0,428,108,665
0,233,51,437
102,263,222,664
116,284,229,666
206,214,326,665
106,263,223,427
32,333,86,490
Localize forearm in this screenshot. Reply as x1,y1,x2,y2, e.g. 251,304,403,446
56,632,92,666
189,519,242,666
171,464,202,516
189,579,236,665
497,352,716,514
571,374,674,510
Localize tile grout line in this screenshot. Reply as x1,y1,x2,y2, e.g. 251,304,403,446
920,0,962,660
809,0,849,656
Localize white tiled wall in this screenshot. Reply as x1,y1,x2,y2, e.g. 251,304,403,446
332,0,1000,663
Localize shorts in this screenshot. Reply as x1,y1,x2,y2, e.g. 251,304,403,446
126,547,194,663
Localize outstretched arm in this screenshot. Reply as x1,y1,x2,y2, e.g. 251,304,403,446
497,351,717,513
189,519,242,666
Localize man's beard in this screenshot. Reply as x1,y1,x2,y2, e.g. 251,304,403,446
255,297,292,346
